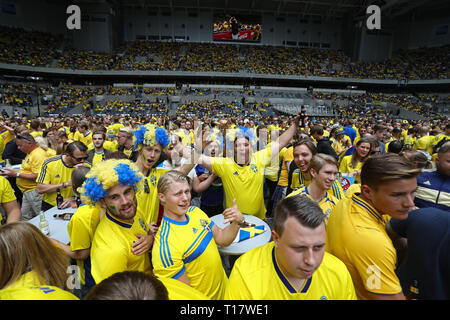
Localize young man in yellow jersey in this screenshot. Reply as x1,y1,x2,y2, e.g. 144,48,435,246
79,159,154,285
286,153,340,223
225,195,356,300
74,120,93,147
87,130,111,165
195,112,302,221
326,153,421,300
152,170,244,300
134,123,195,227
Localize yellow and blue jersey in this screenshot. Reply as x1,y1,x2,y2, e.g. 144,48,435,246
0,285,79,300
210,147,272,220
136,167,170,226
158,277,210,300
90,208,152,284
326,195,402,300
152,206,228,300
224,242,356,300
290,170,344,201
286,186,339,223
36,155,75,206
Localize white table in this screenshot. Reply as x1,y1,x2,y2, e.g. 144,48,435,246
28,206,76,245
10,164,21,170
210,214,272,256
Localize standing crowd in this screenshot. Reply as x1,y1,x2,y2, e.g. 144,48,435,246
0,111,449,300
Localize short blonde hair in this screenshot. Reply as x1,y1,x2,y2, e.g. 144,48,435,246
308,153,338,173
157,170,191,195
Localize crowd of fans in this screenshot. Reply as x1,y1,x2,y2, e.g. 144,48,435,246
0,109,448,300
1,26,449,80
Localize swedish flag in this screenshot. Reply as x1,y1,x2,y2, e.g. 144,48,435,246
233,225,266,243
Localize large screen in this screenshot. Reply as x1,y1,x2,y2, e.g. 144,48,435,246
213,14,262,42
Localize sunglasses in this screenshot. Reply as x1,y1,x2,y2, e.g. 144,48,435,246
71,155,88,162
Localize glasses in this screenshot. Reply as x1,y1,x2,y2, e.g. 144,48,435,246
71,155,88,162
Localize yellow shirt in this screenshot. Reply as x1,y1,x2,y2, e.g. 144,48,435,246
414,135,433,154
152,206,228,300
339,155,363,184
158,277,210,300
67,204,102,286
30,131,43,138
286,186,339,224
46,148,56,158
36,155,75,206
0,285,79,300
278,146,293,187
74,130,93,147
0,176,17,226
17,146,48,194
326,194,402,300
264,146,286,182
136,167,170,226
225,242,356,300
90,208,152,284
0,129,13,163
290,171,344,201
91,151,105,166
211,147,272,220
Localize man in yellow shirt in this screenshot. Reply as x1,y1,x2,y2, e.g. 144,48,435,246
153,171,243,300
79,159,154,285
74,121,93,147
2,134,48,220
327,153,421,300
225,195,356,300
414,126,433,155
36,141,88,211
196,113,302,220
286,154,340,224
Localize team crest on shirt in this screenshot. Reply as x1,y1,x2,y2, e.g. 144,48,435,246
324,209,331,220
251,164,258,174
150,175,157,186
138,218,148,232
55,174,60,178
200,219,212,231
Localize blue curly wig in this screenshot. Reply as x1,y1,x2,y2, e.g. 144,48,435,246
79,159,144,206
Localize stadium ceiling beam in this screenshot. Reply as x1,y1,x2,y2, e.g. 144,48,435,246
388,0,430,18
322,0,349,22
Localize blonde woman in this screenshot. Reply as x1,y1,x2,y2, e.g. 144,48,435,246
0,222,78,299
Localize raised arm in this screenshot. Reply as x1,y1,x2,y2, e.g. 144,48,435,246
270,112,301,158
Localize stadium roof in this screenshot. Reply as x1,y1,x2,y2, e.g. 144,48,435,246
85,0,450,20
